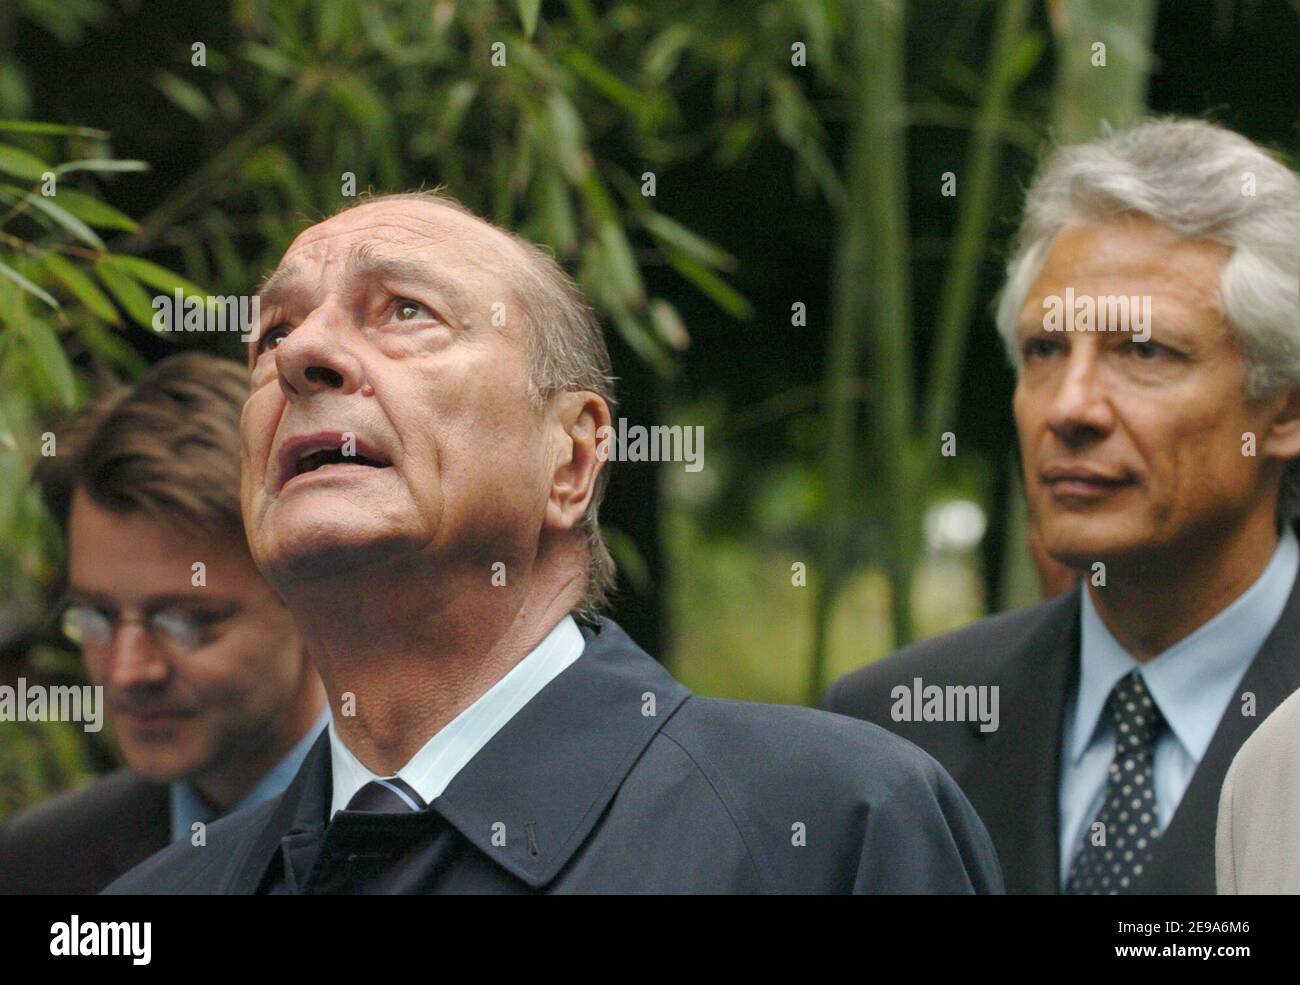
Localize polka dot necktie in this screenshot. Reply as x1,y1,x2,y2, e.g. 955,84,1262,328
343,777,427,813
1064,670,1166,894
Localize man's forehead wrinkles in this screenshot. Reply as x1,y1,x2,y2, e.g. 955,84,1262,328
257,241,486,322
294,206,521,259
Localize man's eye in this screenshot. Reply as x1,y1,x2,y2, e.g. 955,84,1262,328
392,299,432,322
1126,340,1165,360
1022,337,1061,361
257,324,291,354
152,609,231,648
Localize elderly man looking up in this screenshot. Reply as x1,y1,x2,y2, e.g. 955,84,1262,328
825,119,1300,894
107,191,1001,894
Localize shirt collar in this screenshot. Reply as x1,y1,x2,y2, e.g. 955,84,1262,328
1070,525,1299,767
170,705,331,841
328,614,586,817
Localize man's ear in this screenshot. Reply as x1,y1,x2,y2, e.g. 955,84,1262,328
1262,388,1300,463
545,391,612,532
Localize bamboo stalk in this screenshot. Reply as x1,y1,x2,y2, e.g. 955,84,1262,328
1048,0,1157,141
807,0,913,702
857,0,917,652
922,0,1031,462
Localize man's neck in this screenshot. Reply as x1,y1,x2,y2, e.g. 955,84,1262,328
1086,509,1283,662
278,552,585,776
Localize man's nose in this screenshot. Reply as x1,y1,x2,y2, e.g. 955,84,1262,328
1045,344,1115,445
273,307,365,399
104,625,171,689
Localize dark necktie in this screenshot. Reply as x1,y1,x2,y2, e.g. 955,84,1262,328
1064,670,1167,894
344,777,427,813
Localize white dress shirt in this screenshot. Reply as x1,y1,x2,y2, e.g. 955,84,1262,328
1058,526,1299,885
328,615,586,818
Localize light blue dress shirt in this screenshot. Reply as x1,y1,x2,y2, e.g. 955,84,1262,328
1057,526,1299,886
169,706,331,842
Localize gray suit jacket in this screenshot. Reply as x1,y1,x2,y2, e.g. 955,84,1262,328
823,579,1300,894
1216,685,1300,893
106,618,1003,894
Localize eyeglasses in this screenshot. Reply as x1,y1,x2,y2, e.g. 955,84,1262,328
60,601,240,656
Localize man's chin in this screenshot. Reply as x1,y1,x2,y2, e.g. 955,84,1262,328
1036,518,1151,570
259,532,416,587
118,747,205,786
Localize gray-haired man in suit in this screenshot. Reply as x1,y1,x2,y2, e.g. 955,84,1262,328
825,118,1300,894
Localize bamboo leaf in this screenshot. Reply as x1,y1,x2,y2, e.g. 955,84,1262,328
433,80,478,150
94,260,157,329
607,305,674,377
0,144,51,181
154,71,215,121
641,24,693,86
539,165,577,254
561,49,646,118
0,402,14,451
517,0,541,40
649,298,690,350
642,212,735,270
662,247,752,319
99,255,207,299
20,319,77,408
546,90,589,182
55,159,149,175
71,316,149,373
241,43,299,79
41,252,118,322
24,194,105,249
44,188,140,232
597,222,644,306
0,120,109,138
0,259,58,309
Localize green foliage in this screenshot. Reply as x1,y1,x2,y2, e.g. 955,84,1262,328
0,125,186,625
127,0,783,372
0,717,98,824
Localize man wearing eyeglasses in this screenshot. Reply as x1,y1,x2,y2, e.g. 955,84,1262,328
0,353,327,895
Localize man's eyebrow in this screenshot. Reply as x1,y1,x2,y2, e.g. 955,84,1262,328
255,260,300,308
255,244,473,316
66,589,243,610
347,244,472,313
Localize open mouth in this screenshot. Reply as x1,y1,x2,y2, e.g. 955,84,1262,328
294,447,389,477
277,433,394,491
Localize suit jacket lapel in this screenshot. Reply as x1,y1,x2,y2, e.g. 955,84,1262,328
956,590,1080,894
432,618,690,888
227,728,333,894
1141,562,1300,894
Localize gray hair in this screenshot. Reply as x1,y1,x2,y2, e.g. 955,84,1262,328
334,190,618,619
995,117,1300,519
